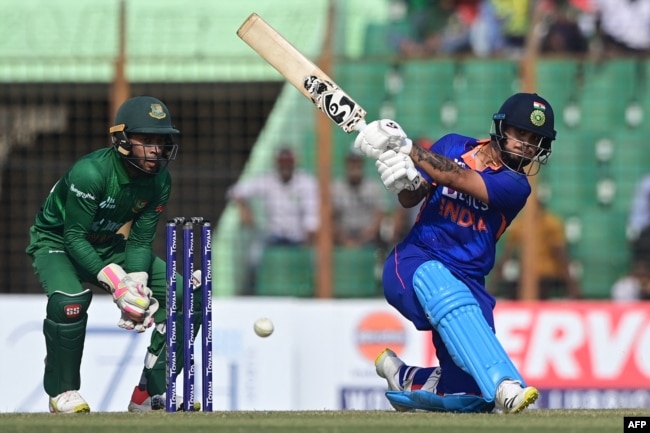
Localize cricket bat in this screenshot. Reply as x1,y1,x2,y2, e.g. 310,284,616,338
236,13,367,133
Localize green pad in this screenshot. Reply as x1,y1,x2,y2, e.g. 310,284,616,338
43,316,88,396
43,290,91,396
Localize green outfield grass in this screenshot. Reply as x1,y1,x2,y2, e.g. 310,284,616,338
0,409,647,433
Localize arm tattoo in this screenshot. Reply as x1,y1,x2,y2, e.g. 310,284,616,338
412,145,461,174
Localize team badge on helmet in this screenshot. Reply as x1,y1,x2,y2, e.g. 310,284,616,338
149,103,167,119
530,109,546,127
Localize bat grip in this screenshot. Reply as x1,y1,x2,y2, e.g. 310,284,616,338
353,119,367,132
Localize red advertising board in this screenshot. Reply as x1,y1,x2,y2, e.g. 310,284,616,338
421,301,650,389
499,301,649,389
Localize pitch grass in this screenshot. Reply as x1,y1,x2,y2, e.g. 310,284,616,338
1,409,648,433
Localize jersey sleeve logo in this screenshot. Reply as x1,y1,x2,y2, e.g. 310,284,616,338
132,199,149,213
69,183,96,200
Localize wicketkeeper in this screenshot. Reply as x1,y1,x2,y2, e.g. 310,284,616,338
26,96,203,413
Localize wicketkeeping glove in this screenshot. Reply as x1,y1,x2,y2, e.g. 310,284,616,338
375,149,422,193
119,269,201,333
118,297,159,333
97,264,152,323
354,119,413,159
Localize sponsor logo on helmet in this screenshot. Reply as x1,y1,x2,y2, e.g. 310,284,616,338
530,109,546,127
149,103,167,119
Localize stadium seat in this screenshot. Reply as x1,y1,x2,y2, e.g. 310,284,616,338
332,247,380,298
577,59,641,131
451,59,519,137
363,21,412,57
540,129,597,217
335,61,391,120
535,59,581,113
256,246,315,297
570,208,629,299
393,59,458,139
604,130,650,214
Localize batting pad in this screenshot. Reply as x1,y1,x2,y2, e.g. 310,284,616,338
412,261,524,401
386,391,494,413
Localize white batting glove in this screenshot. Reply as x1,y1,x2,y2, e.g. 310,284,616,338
97,264,151,323
354,119,413,159
375,149,422,193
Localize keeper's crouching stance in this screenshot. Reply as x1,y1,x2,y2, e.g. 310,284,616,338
26,96,204,413
355,93,557,413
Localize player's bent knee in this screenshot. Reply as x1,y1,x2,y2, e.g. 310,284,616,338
46,289,92,323
411,260,524,401
412,261,478,325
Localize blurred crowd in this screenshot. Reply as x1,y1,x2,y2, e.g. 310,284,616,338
383,0,650,59
228,144,650,301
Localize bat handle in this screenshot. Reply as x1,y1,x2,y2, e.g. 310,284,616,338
353,119,367,132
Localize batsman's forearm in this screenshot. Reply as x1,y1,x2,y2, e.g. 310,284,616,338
410,144,463,183
409,143,489,202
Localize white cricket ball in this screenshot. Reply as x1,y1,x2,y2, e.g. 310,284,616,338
253,317,274,338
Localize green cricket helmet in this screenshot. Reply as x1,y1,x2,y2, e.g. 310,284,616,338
109,96,180,174
490,93,556,176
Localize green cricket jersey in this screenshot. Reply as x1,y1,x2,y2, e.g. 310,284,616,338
26,147,171,276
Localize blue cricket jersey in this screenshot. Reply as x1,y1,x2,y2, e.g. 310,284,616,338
384,133,531,330
405,133,531,279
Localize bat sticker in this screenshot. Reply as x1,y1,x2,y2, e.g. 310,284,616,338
303,75,366,133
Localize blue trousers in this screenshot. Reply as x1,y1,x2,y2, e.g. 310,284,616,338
382,242,496,396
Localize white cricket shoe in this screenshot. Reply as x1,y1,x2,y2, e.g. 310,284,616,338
375,348,412,412
495,379,539,414
375,348,404,391
49,390,90,414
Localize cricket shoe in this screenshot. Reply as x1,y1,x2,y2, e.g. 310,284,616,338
49,390,90,414
375,348,413,412
495,379,539,414
128,386,200,412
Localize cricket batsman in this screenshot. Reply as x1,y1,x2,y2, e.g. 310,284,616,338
354,93,557,413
